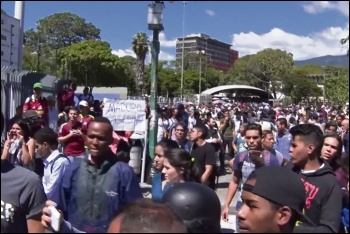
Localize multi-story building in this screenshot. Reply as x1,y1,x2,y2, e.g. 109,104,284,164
176,33,238,73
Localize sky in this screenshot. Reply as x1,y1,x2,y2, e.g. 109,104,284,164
2,1,349,62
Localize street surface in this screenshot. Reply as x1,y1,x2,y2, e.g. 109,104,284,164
217,168,237,233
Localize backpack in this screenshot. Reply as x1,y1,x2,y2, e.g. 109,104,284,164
50,153,71,173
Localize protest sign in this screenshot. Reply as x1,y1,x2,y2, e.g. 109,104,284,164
103,99,146,131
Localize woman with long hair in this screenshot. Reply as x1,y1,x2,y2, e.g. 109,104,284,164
151,139,179,201
152,147,200,201
321,133,343,171
1,119,36,171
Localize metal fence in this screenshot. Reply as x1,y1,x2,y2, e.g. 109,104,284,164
1,65,59,131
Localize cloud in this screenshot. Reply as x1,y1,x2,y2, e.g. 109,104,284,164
302,1,349,17
159,32,177,47
112,49,135,58
112,48,175,63
205,9,215,17
231,23,349,60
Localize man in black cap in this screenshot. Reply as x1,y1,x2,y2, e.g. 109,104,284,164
237,166,315,233
162,182,221,233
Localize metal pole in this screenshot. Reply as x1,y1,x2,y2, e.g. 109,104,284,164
198,55,202,104
14,1,25,70
323,73,326,105
85,71,88,87
148,29,160,159
180,1,186,102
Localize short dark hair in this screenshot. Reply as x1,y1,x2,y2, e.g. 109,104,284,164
90,117,114,135
276,118,288,128
289,124,323,156
156,139,179,151
33,127,58,146
193,124,208,139
325,121,337,130
68,106,79,113
246,123,263,137
114,199,187,233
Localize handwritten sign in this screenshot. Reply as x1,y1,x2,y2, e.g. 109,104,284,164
103,99,146,131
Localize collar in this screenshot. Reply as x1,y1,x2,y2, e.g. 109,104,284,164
43,150,61,164
85,152,118,175
31,94,42,101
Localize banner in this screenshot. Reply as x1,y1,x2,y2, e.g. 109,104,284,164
103,99,146,131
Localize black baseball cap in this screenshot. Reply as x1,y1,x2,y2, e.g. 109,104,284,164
243,166,316,227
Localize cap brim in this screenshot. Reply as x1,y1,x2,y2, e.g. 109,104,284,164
294,209,317,227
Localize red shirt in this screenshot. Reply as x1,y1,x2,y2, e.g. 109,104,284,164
59,121,85,156
23,95,49,122
58,90,74,109
78,114,94,128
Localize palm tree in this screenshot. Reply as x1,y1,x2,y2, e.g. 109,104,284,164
341,35,349,56
132,32,149,95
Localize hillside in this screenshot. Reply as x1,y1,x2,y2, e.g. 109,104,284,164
295,55,349,68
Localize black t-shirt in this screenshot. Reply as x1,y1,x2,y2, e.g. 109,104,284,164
1,160,47,233
206,128,221,152
191,143,217,188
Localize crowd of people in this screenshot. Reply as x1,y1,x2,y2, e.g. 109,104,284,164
1,81,349,233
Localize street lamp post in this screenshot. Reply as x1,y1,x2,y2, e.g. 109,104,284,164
195,50,205,104
322,66,326,105
180,1,186,102
148,1,164,161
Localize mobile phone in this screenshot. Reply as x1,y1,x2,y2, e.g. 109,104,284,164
48,206,61,232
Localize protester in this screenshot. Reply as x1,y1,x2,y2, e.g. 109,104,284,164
58,107,86,162
33,127,71,202
151,139,180,200
288,124,343,232
222,123,284,231
189,124,217,190
55,117,142,233
237,166,315,233
23,82,49,123
321,133,343,171
1,119,36,171
153,148,200,201
47,96,59,133
275,118,292,160
1,110,47,233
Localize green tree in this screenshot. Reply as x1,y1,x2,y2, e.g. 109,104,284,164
58,40,127,90
252,49,294,99
132,32,149,95
221,54,262,87
325,75,349,105
119,56,137,95
282,70,322,104
24,12,101,75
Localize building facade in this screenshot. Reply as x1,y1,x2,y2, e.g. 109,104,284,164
176,33,238,73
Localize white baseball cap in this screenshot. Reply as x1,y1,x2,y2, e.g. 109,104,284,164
79,100,89,107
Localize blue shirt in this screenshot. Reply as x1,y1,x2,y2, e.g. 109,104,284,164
151,172,172,201
57,156,142,233
275,130,292,160
42,150,70,202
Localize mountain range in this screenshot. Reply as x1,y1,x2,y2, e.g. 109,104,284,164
295,55,349,68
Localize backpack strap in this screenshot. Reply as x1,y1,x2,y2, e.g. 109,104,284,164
51,153,71,173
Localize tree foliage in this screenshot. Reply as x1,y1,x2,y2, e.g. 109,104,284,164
325,75,349,105
282,69,322,104
23,12,101,75
57,40,127,89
